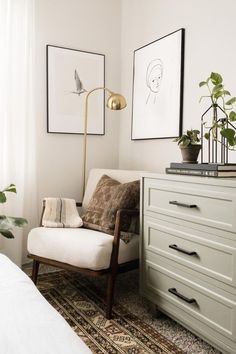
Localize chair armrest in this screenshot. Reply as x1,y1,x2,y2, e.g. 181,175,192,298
116,208,139,218
110,208,139,270
114,208,139,237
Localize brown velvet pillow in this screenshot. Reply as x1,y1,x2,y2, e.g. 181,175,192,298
82,175,140,241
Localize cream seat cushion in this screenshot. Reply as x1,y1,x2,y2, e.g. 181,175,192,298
27,227,139,271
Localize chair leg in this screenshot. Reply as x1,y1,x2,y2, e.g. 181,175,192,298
106,272,117,319
32,260,40,284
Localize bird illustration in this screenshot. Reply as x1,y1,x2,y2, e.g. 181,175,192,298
71,69,87,95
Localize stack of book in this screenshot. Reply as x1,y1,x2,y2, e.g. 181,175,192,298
166,163,236,177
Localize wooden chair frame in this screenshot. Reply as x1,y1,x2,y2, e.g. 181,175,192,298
28,206,139,319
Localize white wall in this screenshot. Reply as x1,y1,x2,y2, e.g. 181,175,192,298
20,0,236,263
34,0,236,219
35,0,121,206
119,0,236,172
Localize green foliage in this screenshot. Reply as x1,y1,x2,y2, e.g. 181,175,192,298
199,72,236,149
229,111,236,121
0,184,27,239
199,72,236,108
173,129,200,146
220,128,236,147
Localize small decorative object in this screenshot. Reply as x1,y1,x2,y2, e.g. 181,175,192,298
199,72,236,164
173,129,201,163
0,184,27,239
131,28,185,140
47,45,105,134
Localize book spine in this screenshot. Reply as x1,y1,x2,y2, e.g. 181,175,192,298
170,163,217,171
218,165,236,171
170,163,236,171
166,168,218,176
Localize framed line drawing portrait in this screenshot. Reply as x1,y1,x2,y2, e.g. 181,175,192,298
47,45,105,134
131,28,185,140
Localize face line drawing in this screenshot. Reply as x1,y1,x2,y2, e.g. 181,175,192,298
146,58,163,104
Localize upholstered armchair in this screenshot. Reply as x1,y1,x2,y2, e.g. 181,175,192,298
27,169,141,319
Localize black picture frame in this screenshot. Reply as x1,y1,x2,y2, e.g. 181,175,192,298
131,28,185,140
46,45,105,135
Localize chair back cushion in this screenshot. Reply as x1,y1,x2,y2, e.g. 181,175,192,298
82,169,143,210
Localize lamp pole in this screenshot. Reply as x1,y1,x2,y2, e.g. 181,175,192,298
82,87,126,198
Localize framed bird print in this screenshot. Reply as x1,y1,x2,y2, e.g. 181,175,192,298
46,45,105,134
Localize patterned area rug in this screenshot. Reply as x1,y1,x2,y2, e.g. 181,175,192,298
36,270,184,354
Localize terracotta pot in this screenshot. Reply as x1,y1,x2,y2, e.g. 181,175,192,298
180,144,202,163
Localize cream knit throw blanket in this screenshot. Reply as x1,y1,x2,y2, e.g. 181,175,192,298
42,198,83,228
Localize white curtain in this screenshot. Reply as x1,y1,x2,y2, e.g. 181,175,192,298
0,0,37,266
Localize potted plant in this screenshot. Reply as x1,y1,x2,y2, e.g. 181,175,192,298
0,184,27,239
174,129,201,163
199,72,236,156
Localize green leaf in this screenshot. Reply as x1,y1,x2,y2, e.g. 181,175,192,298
0,183,27,239
221,128,235,139
0,229,14,239
213,91,224,99
0,192,7,204
229,111,236,121
0,216,27,228
199,81,207,87
181,140,190,146
220,128,236,146
212,84,223,93
8,216,28,227
210,72,223,85
223,90,231,96
225,97,236,105
3,184,17,193
204,133,210,140
0,184,17,204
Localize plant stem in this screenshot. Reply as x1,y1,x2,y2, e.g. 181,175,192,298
206,82,215,104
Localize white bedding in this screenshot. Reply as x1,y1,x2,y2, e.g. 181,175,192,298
0,254,91,354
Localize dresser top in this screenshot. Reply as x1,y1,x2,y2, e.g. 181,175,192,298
141,172,236,188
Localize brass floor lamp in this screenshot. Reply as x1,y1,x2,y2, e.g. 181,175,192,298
82,87,127,197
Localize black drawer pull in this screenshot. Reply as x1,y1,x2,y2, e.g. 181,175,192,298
169,200,197,208
169,244,197,256
168,288,196,304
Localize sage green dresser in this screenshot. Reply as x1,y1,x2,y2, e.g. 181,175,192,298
140,173,236,354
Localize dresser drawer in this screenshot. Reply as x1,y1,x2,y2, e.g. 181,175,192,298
144,256,236,341
144,216,236,287
144,177,236,233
